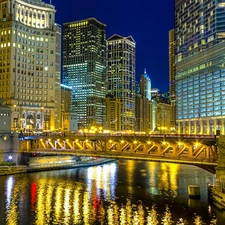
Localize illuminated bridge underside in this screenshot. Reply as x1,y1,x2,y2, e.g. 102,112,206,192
23,135,218,167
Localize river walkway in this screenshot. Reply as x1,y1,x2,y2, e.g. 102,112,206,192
0,158,115,176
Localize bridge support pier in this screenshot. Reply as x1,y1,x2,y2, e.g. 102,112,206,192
209,135,225,209
216,136,225,180
0,133,23,164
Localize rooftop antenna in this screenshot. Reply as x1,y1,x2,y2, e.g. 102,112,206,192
50,0,52,4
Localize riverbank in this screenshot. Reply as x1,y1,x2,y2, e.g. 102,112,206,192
0,167,27,176
0,158,116,176
208,184,225,210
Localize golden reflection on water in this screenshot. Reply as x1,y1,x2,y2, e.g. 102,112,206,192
5,176,27,225
137,204,145,225
126,199,133,224
55,186,63,223
193,215,203,225
147,205,159,225
73,189,82,224
147,162,159,195
147,162,180,197
83,191,89,224
159,163,180,196
35,179,47,225
119,206,127,225
161,205,173,225
2,162,216,225
126,160,135,194
63,188,71,225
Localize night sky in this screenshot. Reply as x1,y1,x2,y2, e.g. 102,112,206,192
52,0,174,93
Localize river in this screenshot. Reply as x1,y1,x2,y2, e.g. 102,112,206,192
0,160,224,225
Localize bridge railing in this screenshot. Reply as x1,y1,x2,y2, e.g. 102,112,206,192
21,132,219,140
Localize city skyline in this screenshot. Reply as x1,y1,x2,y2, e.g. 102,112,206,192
53,0,174,93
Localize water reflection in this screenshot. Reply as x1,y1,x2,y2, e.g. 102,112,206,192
5,176,14,210
0,161,222,224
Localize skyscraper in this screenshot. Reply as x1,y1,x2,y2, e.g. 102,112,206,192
0,0,61,131
105,94,122,131
135,69,152,132
106,34,136,131
175,0,225,135
63,18,106,129
169,29,176,130
140,69,151,101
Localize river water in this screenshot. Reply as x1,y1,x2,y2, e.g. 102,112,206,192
0,160,225,225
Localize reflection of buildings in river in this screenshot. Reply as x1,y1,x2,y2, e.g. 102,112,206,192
5,176,27,225
126,160,135,195
87,163,117,201
107,203,118,225
3,164,215,225
147,205,158,225
73,189,82,224
119,205,127,225
63,189,71,225
55,185,63,224
136,204,145,225
125,199,132,224
5,176,14,211
147,162,160,195
161,205,173,224
159,163,180,197
35,178,54,224
146,162,179,197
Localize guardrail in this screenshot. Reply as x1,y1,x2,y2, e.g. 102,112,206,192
21,132,219,139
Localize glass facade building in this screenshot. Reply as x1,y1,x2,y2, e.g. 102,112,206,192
169,29,176,129
63,18,106,129
106,34,136,131
175,0,225,62
140,69,151,101
175,0,225,135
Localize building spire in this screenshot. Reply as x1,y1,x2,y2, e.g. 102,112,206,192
144,68,147,74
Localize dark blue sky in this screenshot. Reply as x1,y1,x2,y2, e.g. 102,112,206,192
53,0,174,93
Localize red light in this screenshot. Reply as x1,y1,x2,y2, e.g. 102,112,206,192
31,182,37,211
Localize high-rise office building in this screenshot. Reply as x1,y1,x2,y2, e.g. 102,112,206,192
169,29,176,130
152,99,172,134
135,69,151,132
105,94,122,131
175,0,225,61
60,84,77,132
0,0,61,131
106,34,136,131
140,69,151,101
135,93,151,132
63,18,106,129
175,0,225,135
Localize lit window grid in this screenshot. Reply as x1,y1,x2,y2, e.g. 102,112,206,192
176,68,225,120
62,19,106,128
0,25,56,105
175,0,225,61
106,36,136,130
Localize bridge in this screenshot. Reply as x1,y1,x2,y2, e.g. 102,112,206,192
19,133,218,172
